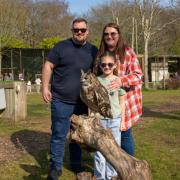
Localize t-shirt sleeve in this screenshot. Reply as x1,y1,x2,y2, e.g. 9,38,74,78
118,88,126,96
47,43,61,65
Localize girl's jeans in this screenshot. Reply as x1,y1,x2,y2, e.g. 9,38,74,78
94,118,121,180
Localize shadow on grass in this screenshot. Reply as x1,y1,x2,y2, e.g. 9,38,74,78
143,107,180,120
11,130,93,179
11,130,50,179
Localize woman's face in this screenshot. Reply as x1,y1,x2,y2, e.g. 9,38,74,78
103,27,119,49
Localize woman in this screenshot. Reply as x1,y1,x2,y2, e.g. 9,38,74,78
93,23,142,156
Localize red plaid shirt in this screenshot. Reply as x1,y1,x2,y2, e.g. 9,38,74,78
118,47,142,131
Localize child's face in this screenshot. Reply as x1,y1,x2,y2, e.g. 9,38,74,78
100,56,117,76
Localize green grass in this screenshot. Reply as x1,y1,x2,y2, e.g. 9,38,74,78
27,93,50,117
0,90,180,180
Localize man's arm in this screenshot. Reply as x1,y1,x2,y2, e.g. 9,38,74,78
42,60,54,103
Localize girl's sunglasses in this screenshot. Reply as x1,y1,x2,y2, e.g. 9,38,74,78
100,63,114,69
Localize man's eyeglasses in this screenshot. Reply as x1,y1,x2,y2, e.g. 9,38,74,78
100,63,114,69
104,32,119,37
72,28,87,33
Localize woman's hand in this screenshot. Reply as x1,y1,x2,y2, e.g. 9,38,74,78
108,78,122,91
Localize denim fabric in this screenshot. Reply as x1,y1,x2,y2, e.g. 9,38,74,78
121,128,135,156
94,118,121,180
50,99,87,171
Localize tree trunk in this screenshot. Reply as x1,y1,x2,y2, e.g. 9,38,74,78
144,38,149,89
0,51,2,76
70,114,152,180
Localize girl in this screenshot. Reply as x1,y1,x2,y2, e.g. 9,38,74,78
94,51,126,180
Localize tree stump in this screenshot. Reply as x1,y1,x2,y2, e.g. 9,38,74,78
76,172,96,180
70,114,152,180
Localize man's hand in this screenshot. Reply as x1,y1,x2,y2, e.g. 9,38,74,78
108,78,122,91
42,88,52,103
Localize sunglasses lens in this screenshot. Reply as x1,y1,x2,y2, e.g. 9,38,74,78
104,33,109,36
108,63,114,68
80,29,87,33
101,63,106,68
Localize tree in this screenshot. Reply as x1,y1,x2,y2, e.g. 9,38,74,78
23,0,73,47
0,0,74,75
134,0,180,88
37,36,62,49
0,0,22,75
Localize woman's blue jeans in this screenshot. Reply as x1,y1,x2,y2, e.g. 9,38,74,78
50,99,87,171
121,128,135,156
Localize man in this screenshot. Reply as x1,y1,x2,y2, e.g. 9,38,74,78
42,18,98,180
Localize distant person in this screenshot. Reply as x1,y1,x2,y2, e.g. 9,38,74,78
94,51,126,180
4,73,10,81
26,80,32,93
8,73,14,80
42,18,98,180
19,73,24,81
0,74,3,81
174,72,180,80
35,77,41,93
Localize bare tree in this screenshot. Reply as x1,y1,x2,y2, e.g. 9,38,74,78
0,0,23,75
134,0,180,88
87,1,134,46
20,0,73,47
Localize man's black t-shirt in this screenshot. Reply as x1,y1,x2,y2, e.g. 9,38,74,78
47,38,98,104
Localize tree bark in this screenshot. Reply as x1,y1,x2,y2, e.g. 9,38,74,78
70,114,152,180
144,37,149,89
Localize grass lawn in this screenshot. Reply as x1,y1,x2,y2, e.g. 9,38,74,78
0,90,180,180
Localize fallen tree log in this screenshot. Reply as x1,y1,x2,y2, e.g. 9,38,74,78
70,114,152,180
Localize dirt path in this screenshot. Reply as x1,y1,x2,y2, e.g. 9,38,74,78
0,118,51,164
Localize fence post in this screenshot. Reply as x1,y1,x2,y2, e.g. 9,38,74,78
0,81,27,121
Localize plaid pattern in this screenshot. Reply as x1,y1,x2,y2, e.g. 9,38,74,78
118,47,142,131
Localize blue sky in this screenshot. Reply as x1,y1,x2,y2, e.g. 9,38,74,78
66,0,108,15
66,0,171,15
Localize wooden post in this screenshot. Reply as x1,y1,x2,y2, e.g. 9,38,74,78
163,56,166,89
0,81,27,121
19,49,22,73
132,17,135,49
10,49,14,79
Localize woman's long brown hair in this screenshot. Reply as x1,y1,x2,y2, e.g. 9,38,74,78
93,23,127,75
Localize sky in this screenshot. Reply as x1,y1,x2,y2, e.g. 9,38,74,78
66,0,108,15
